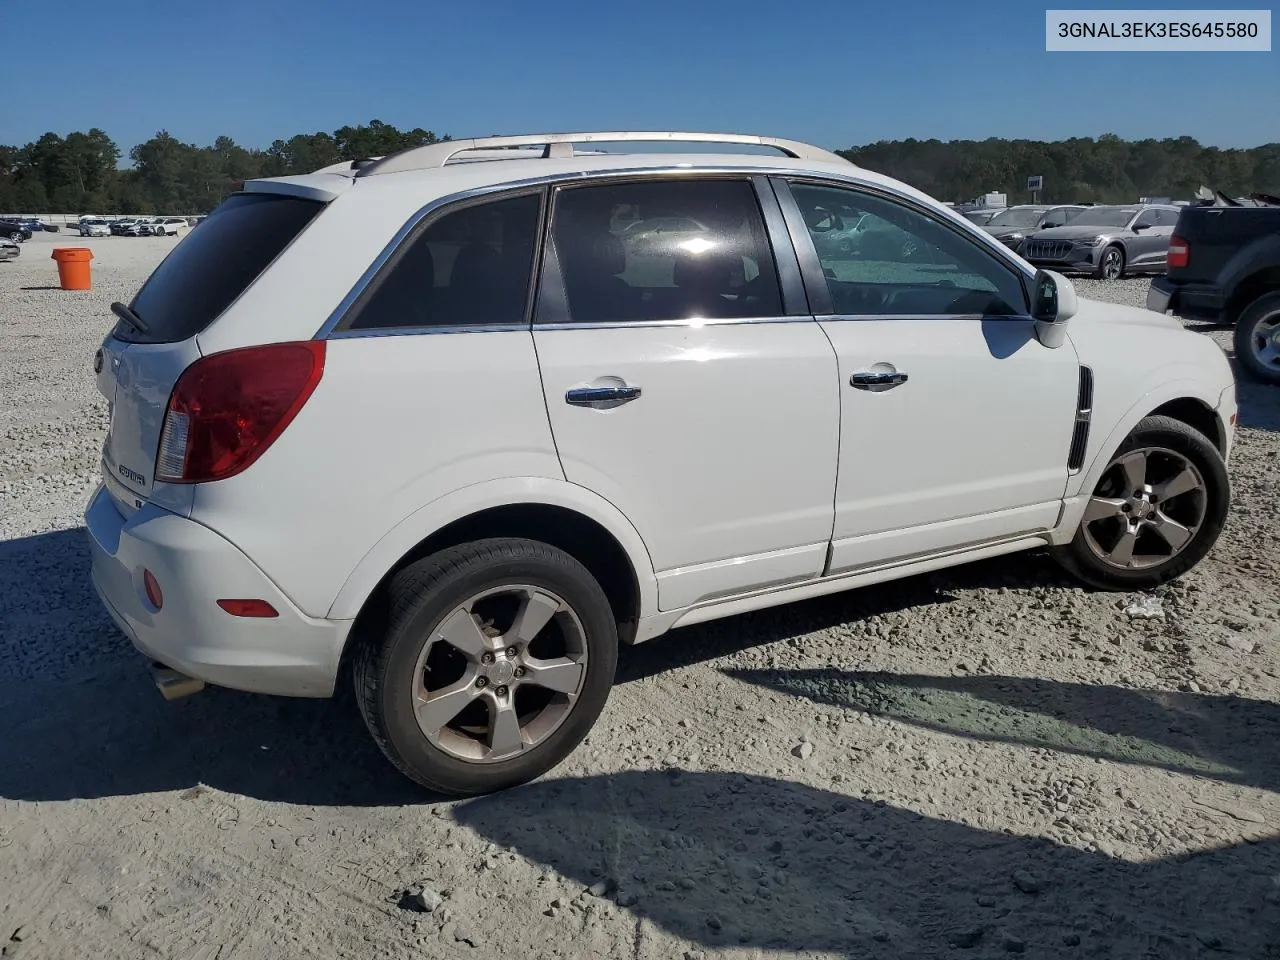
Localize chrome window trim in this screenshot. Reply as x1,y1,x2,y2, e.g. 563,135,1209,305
816,313,1033,323
313,164,1038,341
328,323,531,339
536,315,816,332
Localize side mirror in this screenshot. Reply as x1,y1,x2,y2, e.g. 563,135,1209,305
1032,269,1077,349
1133,222,1151,232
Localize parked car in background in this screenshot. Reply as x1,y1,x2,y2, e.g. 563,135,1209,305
85,130,1235,797
153,217,188,236
0,238,18,261
0,219,32,242
960,208,1001,225
982,204,1084,252
1022,204,1180,280
1147,197,1280,384
79,218,111,237
110,218,140,236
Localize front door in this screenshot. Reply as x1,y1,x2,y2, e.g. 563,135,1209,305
778,179,1081,574
534,176,840,610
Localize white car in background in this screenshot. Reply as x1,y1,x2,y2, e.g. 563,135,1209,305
79,218,110,237
151,217,188,237
86,131,1237,798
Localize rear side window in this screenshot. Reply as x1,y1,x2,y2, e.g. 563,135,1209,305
123,193,324,343
547,179,783,324
345,193,542,331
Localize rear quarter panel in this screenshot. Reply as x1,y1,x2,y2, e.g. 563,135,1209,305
189,332,566,618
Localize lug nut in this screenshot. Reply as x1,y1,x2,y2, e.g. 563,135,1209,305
495,685,508,697
475,677,488,688
481,652,494,664
514,667,526,679
506,646,518,658
1121,503,1131,512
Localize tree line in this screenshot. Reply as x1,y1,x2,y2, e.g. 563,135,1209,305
2,122,1277,215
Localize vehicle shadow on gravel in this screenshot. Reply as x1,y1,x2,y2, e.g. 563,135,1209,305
457,769,1280,958
1235,378,1280,432
618,552,1075,683
0,528,419,806
725,668,1280,794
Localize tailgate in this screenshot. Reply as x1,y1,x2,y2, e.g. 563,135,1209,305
98,334,202,516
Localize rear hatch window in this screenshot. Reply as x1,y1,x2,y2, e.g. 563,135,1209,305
117,192,324,344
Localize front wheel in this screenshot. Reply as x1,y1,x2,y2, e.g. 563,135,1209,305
354,538,619,797
1232,290,1280,385
8,232,22,243
1094,244,1125,281
1052,415,1228,590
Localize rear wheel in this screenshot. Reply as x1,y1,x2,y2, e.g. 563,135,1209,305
1232,290,1280,385
1052,415,1228,590
1094,244,1124,281
354,538,618,796
8,231,22,243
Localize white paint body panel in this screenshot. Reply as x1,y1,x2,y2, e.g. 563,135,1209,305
191,332,563,617
533,322,839,609
82,140,1238,699
821,317,1079,573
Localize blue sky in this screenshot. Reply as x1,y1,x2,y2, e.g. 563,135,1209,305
6,0,1276,154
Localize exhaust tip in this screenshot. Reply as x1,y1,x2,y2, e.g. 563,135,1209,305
150,661,206,701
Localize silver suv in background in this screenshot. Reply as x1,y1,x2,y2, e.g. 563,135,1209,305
982,204,1084,253
1021,204,1180,280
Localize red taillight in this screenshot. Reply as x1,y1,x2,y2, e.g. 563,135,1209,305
217,598,279,618
156,341,325,483
1167,234,1189,269
143,569,163,610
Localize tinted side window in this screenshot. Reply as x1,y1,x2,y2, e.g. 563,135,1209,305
347,193,542,331
789,182,1028,317
548,179,782,324
1134,210,1158,228
124,193,324,343
1156,208,1180,226
1042,208,1070,228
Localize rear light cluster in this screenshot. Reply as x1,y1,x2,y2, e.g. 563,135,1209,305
1167,234,1189,269
156,341,325,483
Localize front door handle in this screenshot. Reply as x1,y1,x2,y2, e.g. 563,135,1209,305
850,370,909,390
565,383,642,408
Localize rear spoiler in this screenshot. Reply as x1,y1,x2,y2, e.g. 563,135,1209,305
241,172,355,202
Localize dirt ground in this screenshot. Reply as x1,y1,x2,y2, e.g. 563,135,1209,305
1,232,1277,960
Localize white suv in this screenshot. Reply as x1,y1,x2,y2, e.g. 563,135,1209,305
152,217,188,237
86,132,1236,796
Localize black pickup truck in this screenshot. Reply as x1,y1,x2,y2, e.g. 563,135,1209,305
1147,196,1280,384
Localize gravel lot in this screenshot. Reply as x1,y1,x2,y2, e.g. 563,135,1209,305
2,232,1278,960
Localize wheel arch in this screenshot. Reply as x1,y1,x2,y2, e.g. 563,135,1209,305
1056,375,1229,542
1224,266,1280,325
329,479,658,657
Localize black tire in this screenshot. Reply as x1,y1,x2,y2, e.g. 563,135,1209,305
1232,290,1280,385
353,537,619,797
1052,415,1228,590
1093,244,1125,281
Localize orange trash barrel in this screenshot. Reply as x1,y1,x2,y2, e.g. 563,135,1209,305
51,247,94,291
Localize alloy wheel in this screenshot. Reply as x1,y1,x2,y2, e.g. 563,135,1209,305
1243,310,1280,373
1101,248,1123,280
1081,446,1207,570
410,584,589,763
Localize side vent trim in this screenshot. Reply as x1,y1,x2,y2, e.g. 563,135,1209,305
1067,365,1094,473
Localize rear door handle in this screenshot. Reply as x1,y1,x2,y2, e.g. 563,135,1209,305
850,370,909,390
565,383,642,407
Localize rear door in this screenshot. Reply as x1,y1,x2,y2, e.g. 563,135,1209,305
1128,209,1165,269
533,175,840,611
97,191,325,516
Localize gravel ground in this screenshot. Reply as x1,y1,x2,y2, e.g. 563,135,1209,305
1,233,1278,960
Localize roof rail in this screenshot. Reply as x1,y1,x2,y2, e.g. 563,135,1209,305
353,131,849,178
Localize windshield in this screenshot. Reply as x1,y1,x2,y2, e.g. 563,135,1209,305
987,208,1044,228
1066,207,1135,227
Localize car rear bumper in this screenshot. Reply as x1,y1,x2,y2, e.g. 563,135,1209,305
85,483,351,698
1147,276,1225,322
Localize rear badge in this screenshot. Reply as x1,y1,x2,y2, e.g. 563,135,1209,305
117,463,146,487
